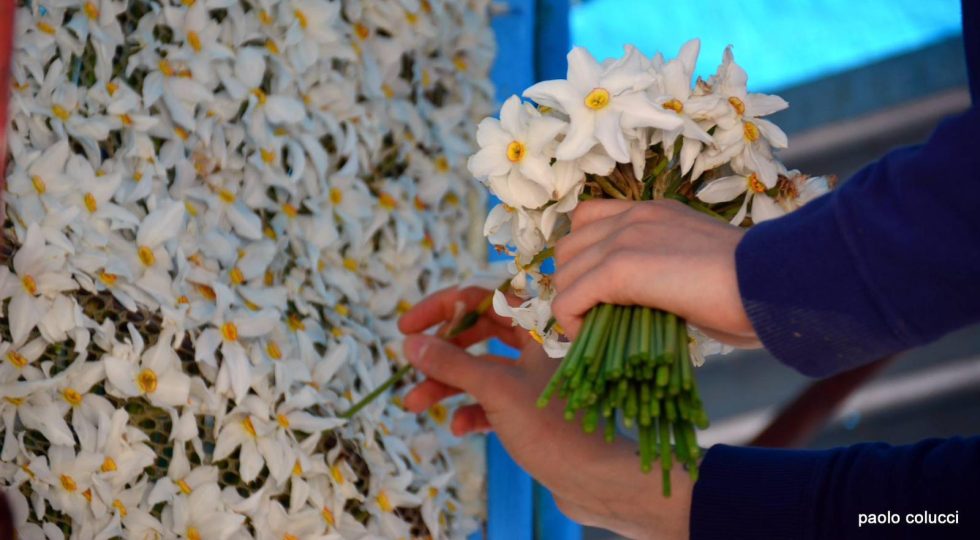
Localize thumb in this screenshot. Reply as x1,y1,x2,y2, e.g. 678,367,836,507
403,334,500,400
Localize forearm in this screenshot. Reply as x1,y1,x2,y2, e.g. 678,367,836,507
736,106,980,376
690,438,980,539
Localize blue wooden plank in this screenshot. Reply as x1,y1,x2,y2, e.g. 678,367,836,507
486,2,537,539
534,483,582,540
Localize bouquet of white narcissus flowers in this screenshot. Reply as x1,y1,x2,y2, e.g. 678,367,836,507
467,40,835,496
1,0,495,538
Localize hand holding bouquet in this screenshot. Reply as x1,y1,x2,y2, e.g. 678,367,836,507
468,40,835,495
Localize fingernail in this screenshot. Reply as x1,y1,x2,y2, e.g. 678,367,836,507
404,334,431,364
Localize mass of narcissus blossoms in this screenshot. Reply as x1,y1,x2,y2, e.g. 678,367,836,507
2,0,493,538
473,40,832,358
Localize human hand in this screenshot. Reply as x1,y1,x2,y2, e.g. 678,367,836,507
553,199,760,348
399,286,692,540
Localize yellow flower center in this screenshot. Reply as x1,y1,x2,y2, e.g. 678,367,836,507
60,474,77,492
396,300,413,314
62,387,83,406
266,39,280,55
453,54,468,72
222,322,239,341
22,274,38,295
260,148,275,164
294,9,308,29
728,96,746,116
406,11,418,24
133,170,144,182
330,187,343,205
138,245,156,266
289,314,306,332
335,304,350,317
177,295,190,305
282,203,298,218
82,488,93,502
662,99,684,113
277,413,290,428
112,499,127,517
230,267,245,285
177,478,192,494
187,31,202,53
447,500,457,512
266,341,282,360
354,22,370,40
428,486,439,499
322,506,336,526
83,1,99,19
292,460,302,476
343,258,358,272
137,368,158,394
218,188,236,204
264,271,275,286
6,351,28,368
377,491,394,512
331,327,344,338
330,463,345,484
159,60,175,77
30,175,46,194
382,84,395,100
174,126,189,140
284,534,299,540
528,329,544,344
98,271,118,287
252,88,268,105
445,193,460,206
259,9,272,25
4,397,24,406
196,284,217,301
187,527,202,540
506,141,526,163
743,121,761,142
106,81,119,96
428,403,448,425
242,416,257,437
450,242,460,256
36,21,56,35
747,173,766,193
435,156,450,173
101,456,117,472
379,192,398,210
52,104,71,121
584,88,611,110
84,192,98,212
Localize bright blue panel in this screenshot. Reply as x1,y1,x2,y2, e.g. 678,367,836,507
487,2,538,539
571,0,963,91
534,483,582,540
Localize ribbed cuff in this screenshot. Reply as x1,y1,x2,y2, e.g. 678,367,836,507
735,192,905,377
690,445,824,540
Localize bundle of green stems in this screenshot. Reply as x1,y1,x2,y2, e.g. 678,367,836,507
537,304,707,496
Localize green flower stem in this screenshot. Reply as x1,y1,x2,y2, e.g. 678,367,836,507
679,324,693,391
659,417,673,497
340,364,414,419
639,307,652,362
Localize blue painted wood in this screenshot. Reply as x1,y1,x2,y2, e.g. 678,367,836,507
486,2,538,540
534,483,582,540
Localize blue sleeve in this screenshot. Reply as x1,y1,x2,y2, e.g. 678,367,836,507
690,438,980,539
734,105,980,377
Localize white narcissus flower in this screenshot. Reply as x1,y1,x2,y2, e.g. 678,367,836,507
696,168,785,224
651,38,715,175
105,328,191,409
0,224,77,344
467,95,565,208
524,46,683,163
168,483,245,540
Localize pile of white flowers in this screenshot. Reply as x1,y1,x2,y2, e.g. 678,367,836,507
472,40,832,358
2,0,494,538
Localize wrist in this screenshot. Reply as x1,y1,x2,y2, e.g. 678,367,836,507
567,440,693,539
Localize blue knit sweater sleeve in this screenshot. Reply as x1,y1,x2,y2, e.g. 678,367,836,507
734,103,980,377
690,438,980,539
